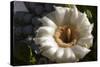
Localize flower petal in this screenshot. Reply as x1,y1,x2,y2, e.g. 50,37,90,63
77,35,93,48
42,47,58,61
71,45,91,59
55,48,64,63
34,36,58,52
38,16,57,29
75,12,85,25
81,13,91,26
54,6,68,25
36,26,55,37
63,8,71,25
76,13,91,28
62,48,76,62
78,24,94,38
70,6,79,24
71,11,92,31
46,11,57,25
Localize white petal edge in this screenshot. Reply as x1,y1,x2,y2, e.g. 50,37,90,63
62,48,76,62
42,47,58,61
54,6,68,25
38,16,57,29
36,26,55,37
71,45,91,59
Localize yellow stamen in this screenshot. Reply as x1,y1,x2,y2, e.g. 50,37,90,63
54,25,77,48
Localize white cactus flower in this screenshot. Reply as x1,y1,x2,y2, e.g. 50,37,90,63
34,6,94,63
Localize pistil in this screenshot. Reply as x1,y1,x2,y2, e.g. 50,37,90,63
66,28,71,42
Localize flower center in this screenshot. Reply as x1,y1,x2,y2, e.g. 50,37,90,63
54,26,78,48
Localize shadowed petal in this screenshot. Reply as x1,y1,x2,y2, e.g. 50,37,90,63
47,12,57,25
42,47,58,61
38,16,57,29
